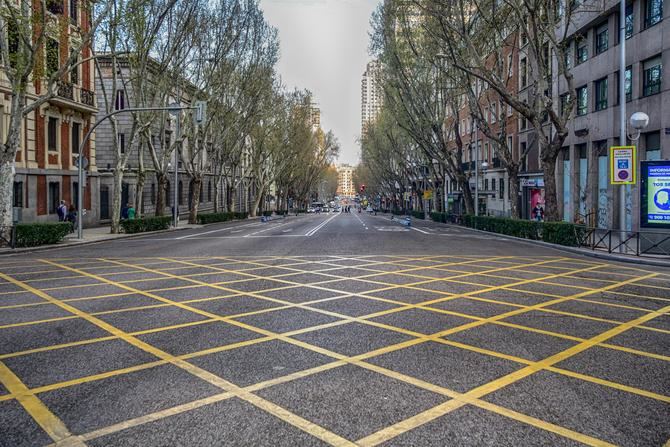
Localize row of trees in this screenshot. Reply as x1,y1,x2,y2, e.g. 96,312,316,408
362,0,589,220
0,0,339,233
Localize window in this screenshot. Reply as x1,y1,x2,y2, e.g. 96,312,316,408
507,136,513,154
624,66,633,102
506,54,513,77
499,177,504,199
520,57,527,87
70,0,78,23
491,103,497,124
13,182,23,207
485,179,489,191
520,116,527,130
484,143,489,162
595,23,608,54
46,39,59,77
208,181,212,202
645,0,663,28
70,50,79,85
115,90,125,110
47,117,58,152
491,178,496,195
484,107,489,124
595,77,608,111
576,86,588,116
520,142,528,171
7,23,19,68
563,44,573,69
560,93,572,116
643,56,662,96
72,122,81,154
48,182,60,214
576,40,588,64
645,131,661,160
47,0,63,15
625,4,634,38
118,133,125,153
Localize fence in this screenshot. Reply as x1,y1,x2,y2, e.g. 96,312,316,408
577,228,670,257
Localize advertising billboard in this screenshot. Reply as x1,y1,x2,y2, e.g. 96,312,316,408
641,160,670,228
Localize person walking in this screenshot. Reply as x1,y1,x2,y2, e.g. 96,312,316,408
127,203,136,220
66,205,77,232
57,200,67,222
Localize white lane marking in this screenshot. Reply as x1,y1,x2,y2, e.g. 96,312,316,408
385,216,431,234
375,227,410,232
305,212,340,236
175,221,263,240
243,222,291,237
282,228,293,233
353,212,369,230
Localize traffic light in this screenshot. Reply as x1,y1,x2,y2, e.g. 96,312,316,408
360,184,366,193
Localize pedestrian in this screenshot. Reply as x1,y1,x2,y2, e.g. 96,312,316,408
127,203,136,220
66,205,77,232
172,205,179,221
121,203,129,220
57,200,67,222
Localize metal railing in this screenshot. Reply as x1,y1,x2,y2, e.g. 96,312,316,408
577,228,670,257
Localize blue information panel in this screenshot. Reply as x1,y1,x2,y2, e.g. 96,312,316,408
641,160,670,228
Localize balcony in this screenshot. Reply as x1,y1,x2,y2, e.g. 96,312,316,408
52,81,97,113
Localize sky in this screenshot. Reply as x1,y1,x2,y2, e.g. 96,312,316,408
259,0,380,165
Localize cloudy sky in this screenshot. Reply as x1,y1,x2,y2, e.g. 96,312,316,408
259,0,380,165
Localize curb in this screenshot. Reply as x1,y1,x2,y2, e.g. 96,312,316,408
0,214,293,256
444,223,670,268
0,225,196,256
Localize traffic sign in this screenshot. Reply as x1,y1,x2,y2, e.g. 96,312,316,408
610,146,636,185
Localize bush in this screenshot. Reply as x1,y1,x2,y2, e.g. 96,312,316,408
262,211,273,217
120,216,171,234
463,215,586,246
13,223,72,247
410,210,425,219
197,212,234,224
430,212,448,223
542,221,587,247
234,212,249,220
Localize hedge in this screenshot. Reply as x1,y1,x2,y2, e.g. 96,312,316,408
13,223,72,247
410,210,425,219
462,215,586,247
430,212,448,223
120,216,172,234
196,212,249,224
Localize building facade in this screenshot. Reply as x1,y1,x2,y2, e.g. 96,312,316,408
5,0,99,226
361,60,384,135
554,0,668,230
336,164,355,198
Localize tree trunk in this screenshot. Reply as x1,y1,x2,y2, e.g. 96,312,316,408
111,164,124,233
458,175,474,215
542,155,560,222
0,162,14,234
155,172,167,216
135,171,145,219
213,176,222,213
507,164,521,219
250,185,264,217
227,184,235,212
188,176,202,224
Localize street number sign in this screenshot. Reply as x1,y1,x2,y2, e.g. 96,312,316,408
610,146,636,185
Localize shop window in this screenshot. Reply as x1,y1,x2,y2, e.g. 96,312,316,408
645,131,661,160
48,182,60,214
643,56,662,96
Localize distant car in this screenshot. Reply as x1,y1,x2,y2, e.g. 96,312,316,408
307,207,316,213
322,207,330,213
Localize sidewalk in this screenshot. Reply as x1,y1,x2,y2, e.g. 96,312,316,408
0,220,202,255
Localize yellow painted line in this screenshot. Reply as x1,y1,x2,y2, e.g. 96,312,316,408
0,336,118,360
0,315,80,330
5,266,352,447
355,271,660,446
0,362,72,442
79,391,235,442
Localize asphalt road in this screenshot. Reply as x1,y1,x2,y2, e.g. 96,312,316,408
0,211,669,446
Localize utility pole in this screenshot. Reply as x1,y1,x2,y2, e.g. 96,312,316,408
171,110,181,228
474,118,479,217
618,0,627,250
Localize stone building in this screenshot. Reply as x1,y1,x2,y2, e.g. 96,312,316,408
5,0,99,225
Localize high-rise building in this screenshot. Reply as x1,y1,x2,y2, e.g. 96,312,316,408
361,60,383,135
336,164,355,198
